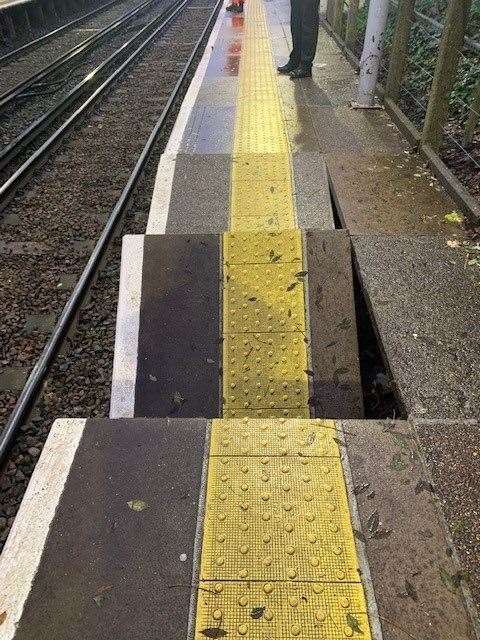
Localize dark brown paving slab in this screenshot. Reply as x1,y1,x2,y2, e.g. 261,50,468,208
352,234,480,419
166,153,230,234
14,418,207,640
306,230,364,418
327,151,467,235
342,419,479,640
415,418,480,611
135,235,220,418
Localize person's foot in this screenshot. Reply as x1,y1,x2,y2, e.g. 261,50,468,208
289,65,312,79
277,61,298,75
226,2,241,10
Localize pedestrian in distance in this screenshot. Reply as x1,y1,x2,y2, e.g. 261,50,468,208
277,0,320,78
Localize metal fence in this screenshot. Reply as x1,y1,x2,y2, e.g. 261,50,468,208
324,0,480,207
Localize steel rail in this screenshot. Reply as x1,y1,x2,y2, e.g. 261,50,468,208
0,0,120,66
0,0,223,465
0,0,186,204
0,0,161,110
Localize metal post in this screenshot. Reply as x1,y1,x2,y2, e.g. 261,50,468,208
345,0,360,50
354,0,390,108
422,0,472,151
385,0,415,102
333,0,344,35
464,80,480,144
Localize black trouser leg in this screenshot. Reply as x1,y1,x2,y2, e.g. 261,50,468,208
300,0,320,67
289,0,302,66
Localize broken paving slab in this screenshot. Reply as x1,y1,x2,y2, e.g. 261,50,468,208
326,152,467,235
352,233,480,418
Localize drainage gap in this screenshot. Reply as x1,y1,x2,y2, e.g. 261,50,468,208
327,177,403,419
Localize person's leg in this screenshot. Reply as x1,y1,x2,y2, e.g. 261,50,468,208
289,0,319,77
278,0,301,72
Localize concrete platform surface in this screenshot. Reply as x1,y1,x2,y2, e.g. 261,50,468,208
1,417,477,639
353,234,480,419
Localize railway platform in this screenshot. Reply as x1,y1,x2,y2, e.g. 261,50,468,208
1,0,479,638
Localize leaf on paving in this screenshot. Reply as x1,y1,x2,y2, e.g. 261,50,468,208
288,308,292,317
440,567,463,591
415,479,434,494
148,374,157,382
389,452,407,471
405,579,418,602
367,510,379,535
200,628,227,638
248,297,257,302
295,271,308,278
304,369,315,377
127,499,148,512
444,211,464,224
286,282,298,291
206,358,215,364
346,612,364,635
173,391,185,406
0,612,6,626
353,529,367,544
337,317,351,330
306,431,316,445
333,437,346,448
353,483,370,496
446,239,460,248
250,606,265,619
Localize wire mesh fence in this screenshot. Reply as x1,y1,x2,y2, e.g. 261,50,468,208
325,0,480,200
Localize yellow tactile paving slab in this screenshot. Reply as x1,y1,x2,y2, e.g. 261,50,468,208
195,581,371,639
195,0,373,636
210,418,340,458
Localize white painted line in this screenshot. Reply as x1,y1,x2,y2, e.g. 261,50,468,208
0,418,86,640
146,153,176,234
147,3,226,232
110,235,145,418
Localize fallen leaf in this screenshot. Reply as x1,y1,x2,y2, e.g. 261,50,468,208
333,437,346,448
250,606,265,619
353,529,367,543
353,483,370,496
367,510,379,535
440,566,463,592
346,612,364,635
304,369,315,377
295,271,308,278
444,211,464,224
405,579,418,602
148,374,157,382
286,282,298,291
415,479,435,494
173,391,185,406
0,612,6,626
200,629,227,638
127,499,148,512
371,528,392,539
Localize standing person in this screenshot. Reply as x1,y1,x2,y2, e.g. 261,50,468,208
277,0,320,78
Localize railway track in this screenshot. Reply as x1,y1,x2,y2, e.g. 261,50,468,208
0,0,222,545
0,0,187,210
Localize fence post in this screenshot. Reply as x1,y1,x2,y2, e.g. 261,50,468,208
385,0,415,102
421,0,472,151
345,0,360,50
355,0,390,108
464,80,480,144
326,0,335,24
333,0,344,35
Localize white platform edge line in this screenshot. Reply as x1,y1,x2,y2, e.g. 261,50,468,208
147,2,226,233
0,418,87,640
339,421,384,640
110,235,145,418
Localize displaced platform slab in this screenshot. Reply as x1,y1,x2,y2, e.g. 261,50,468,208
111,231,362,419
352,234,480,418
1,418,477,639
327,152,466,235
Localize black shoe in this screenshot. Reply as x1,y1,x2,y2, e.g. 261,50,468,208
230,3,243,11
289,65,312,79
277,61,298,75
